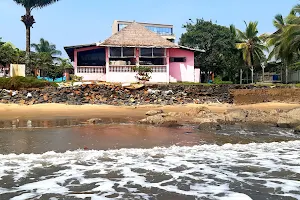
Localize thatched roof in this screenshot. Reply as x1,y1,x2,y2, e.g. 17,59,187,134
99,22,178,48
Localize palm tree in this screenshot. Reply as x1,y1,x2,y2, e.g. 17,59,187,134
236,21,267,83
31,38,62,58
13,0,60,74
266,6,300,83
230,24,247,84
30,38,61,77
267,14,291,83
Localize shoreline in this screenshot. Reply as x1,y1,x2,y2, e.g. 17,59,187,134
1,102,300,120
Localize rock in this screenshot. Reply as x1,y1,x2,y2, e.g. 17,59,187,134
188,107,211,117
146,109,164,116
277,117,300,128
225,109,248,122
139,114,179,127
294,125,300,134
198,122,222,131
277,108,300,128
26,93,32,98
87,118,102,124
246,109,278,124
240,122,272,131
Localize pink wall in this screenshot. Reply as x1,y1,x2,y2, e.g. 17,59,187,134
169,48,195,82
74,46,106,81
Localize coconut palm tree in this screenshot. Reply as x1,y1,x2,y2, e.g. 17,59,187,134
230,24,247,84
266,5,300,83
266,14,293,83
236,21,267,84
31,38,62,58
13,0,60,74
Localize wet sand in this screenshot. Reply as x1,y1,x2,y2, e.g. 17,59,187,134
0,124,297,154
1,102,300,121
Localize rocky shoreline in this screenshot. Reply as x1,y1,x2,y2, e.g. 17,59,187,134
137,107,300,134
1,84,299,105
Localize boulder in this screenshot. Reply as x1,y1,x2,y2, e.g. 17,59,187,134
145,109,164,116
139,114,179,127
198,122,222,131
294,125,300,134
192,112,225,124
277,108,300,128
87,118,102,124
225,109,248,123
246,109,278,124
188,107,211,117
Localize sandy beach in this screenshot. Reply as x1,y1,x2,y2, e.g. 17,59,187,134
1,102,300,120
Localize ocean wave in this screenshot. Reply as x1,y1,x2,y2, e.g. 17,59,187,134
1,141,300,199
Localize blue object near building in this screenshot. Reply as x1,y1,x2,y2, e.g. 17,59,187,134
272,75,279,81
37,76,66,82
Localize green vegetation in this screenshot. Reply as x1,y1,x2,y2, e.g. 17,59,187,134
0,37,73,81
13,0,60,74
265,5,300,83
234,22,267,84
180,19,242,83
133,66,153,83
0,76,57,90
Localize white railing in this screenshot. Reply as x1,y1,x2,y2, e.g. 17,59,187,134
108,65,167,73
77,66,106,73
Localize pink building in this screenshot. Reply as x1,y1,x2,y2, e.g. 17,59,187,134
64,22,201,83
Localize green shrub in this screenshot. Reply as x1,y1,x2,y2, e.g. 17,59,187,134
213,76,233,84
0,76,57,90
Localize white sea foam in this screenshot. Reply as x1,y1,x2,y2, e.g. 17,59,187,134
0,141,300,199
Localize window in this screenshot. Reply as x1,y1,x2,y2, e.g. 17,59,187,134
123,47,135,57
118,24,127,31
140,48,165,57
153,48,165,57
170,57,186,62
110,47,121,57
145,26,173,35
77,48,106,66
140,48,152,57
109,47,135,57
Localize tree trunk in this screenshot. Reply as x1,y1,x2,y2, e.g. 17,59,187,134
246,70,249,84
25,8,32,76
250,66,254,84
262,66,265,83
240,68,243,84
285,64,288,84
25,9,30,54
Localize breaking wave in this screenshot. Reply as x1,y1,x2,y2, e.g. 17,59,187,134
1,141,300,199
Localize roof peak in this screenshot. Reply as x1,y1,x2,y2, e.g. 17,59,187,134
100,22,177,48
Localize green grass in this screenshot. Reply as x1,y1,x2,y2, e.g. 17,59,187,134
0,76,58,90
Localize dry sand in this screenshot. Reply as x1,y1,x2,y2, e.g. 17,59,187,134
1,102,300,120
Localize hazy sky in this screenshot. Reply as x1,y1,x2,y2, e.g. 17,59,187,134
0,0,298,57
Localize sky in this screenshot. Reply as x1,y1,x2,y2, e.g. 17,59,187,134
0,0,298,58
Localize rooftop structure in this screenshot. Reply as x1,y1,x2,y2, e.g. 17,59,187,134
112,20,176,43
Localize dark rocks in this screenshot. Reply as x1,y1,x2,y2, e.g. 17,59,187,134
0,84,235,106
1,84,299,106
